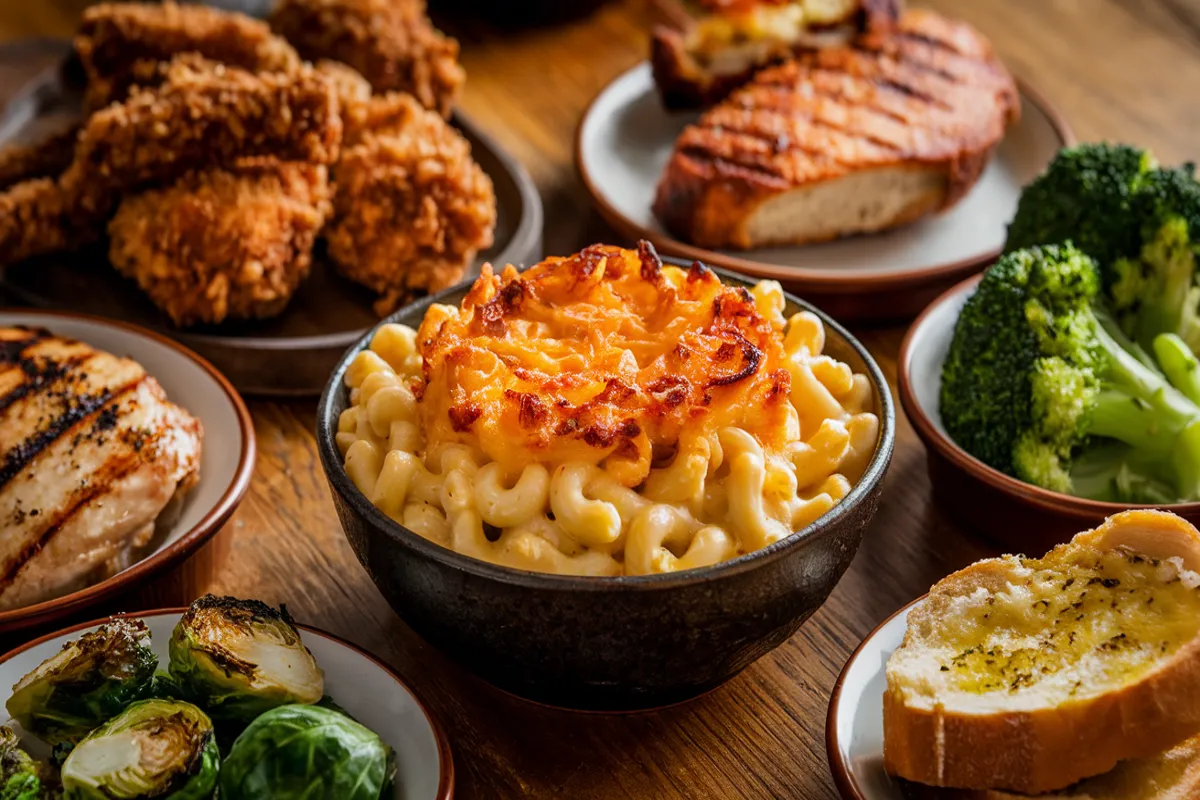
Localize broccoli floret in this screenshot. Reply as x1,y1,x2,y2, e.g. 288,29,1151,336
1005,143,1154,274
1109,165,1200,352
940,243,1200,503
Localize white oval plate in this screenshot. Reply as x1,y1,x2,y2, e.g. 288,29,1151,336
0,310,255,629
826,600,920,800
0,610,454,799
577,63,1072,284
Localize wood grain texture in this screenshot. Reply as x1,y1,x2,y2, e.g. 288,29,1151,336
0,0,1197,797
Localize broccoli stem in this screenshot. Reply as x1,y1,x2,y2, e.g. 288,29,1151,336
1173,419,1200,501
1154,332,1200,404
1069,443,1178,503
1089,322,1200,467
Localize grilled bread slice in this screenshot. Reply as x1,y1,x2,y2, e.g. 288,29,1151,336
651,0,901,110
0,327,202,610
884,510,1200,795
653,9,1019,249
899,736,1200,800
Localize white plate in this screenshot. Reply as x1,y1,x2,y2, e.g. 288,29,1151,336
826,600,919,800
0,610,454,799
0,310,255,629
577,63,1072,286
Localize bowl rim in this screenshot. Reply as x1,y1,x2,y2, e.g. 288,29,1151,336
0,308,257,630
897,274,1200,518
824,595,923,800
315,258,896,591
0,607,455,800
573,62,1077,294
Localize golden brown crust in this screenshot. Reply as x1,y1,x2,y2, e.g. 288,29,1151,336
60,57,341,219
650,0,903,111
653,9,1019,249
75,0,301,111
108,159,331,327
0,125,80,192
899,734,1200,800
326,93,495,315
883,511,1200,795
0,179,92,266
270,0,464,118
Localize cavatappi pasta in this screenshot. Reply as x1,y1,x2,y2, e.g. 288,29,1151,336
338,243,879,576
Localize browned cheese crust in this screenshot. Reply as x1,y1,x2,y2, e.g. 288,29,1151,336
270,0,464,118
326,93,495,316
108,159,331,327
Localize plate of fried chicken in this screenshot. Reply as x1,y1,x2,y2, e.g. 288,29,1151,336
0,0,542,395
576,0,1073,321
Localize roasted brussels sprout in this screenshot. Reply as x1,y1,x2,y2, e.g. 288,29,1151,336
0,726,46,800
168,596,323,721
59,699,218,800
6,619,156,744
219,704,392,799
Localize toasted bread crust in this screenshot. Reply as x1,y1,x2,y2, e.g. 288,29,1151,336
653,9,1019,249
650,0,902,111
883,510,1200,795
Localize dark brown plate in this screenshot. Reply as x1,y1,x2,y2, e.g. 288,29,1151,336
0,39,543,396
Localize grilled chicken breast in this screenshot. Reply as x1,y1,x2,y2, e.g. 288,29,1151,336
653,9,1020,249
0,327,202,610
651,0,901,110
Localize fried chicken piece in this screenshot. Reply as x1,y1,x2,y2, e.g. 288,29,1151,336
0,179,95,266
76,1,301,110
0,125,80,191
325,93,495,314
0,57,340,268
270,0,464,118
316,59,373,133
61,56,341,218
109,159,331,327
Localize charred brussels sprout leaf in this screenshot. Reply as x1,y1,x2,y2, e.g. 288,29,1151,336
6,620,157,744
0,726,46,800
168,596,324,721
219,704,392,800
60,699,218,800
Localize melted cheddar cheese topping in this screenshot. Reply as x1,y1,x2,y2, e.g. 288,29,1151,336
416,244,796,487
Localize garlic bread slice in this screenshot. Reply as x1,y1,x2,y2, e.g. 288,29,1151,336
884,510,1200,794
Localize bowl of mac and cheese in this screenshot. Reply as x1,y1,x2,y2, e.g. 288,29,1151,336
317,243,895,709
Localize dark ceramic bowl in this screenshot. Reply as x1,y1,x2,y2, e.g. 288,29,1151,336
316,263,896,711
899,275,1200,555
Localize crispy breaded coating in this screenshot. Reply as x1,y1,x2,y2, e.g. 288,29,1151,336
326,93,495,315
60,57,341,219
270,0,464,118
109,160,331,327
0,179,94,266
316,59,373,133
0,125,79,191
76,0,301,110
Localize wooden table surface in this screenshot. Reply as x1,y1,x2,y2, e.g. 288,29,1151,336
2,1,1199,797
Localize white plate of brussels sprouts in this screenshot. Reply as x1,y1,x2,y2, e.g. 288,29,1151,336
0,596,453,799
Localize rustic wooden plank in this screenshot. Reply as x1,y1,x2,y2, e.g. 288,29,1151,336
0,1,1197,797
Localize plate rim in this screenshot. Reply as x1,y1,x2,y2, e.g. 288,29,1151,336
0,307,256,631
0,607,455,800
574,62,1077,293
825,596,922,800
